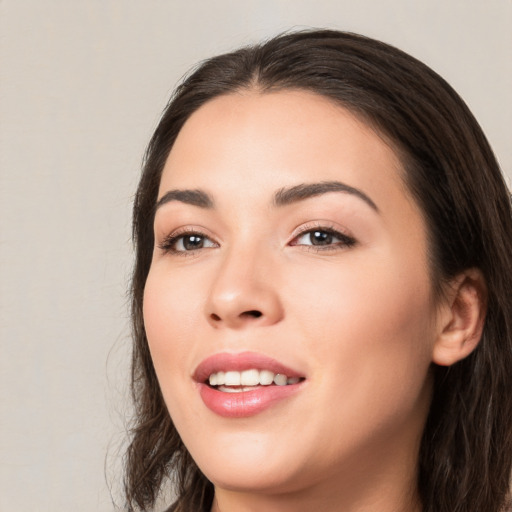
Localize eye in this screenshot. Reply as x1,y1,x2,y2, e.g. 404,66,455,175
290,227,356,250
159,230,218,254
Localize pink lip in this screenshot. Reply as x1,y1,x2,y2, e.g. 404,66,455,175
194,352,305,418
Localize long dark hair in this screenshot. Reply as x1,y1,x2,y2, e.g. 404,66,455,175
125,30,512,512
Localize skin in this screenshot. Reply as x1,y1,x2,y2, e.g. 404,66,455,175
143,90,484,512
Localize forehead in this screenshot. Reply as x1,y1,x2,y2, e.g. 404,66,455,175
160,90,414,213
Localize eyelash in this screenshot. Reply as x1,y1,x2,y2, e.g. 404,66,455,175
158,224,356,256
158,228,217,256
290,224,357,252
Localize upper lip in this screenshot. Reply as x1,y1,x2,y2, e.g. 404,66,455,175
193,351,305,383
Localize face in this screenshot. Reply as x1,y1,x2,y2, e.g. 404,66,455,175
143,90,440,503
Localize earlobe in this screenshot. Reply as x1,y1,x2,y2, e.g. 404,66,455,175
432,269,487,367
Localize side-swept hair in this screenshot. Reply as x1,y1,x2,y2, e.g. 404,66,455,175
126,29,512,512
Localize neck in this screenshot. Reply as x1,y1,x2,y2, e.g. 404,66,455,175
211,476,421,512
212,486,421,512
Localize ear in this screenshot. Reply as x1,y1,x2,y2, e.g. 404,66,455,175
432,268,487,367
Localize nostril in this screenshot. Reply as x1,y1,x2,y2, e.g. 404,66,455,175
209,310,263,323
242,310,263,318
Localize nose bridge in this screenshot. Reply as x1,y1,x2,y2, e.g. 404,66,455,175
206,237,283,328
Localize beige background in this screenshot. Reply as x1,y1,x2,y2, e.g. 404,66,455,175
0,1,510,510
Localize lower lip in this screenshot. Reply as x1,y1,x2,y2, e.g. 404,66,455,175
198,382,303,418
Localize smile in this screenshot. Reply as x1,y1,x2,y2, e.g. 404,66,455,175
194,352,306,417
208,369,302,389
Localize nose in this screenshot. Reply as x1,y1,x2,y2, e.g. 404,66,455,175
205,245,284,329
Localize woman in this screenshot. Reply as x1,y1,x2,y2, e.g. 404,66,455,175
124,30,512,512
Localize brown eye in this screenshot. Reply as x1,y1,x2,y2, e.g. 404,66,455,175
159,231,217,254
292,228,356,250
182,234,205,250
309,230,333,246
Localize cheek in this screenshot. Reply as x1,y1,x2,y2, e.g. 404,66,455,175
142,267,208,441
142,267,201,383
289,251,435,422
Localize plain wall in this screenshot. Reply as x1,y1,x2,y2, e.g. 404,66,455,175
0,1,510,510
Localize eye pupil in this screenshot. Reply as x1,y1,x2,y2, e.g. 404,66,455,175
183,235,204,250
311,231,332,245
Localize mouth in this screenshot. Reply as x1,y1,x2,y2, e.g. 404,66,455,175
194,352,306,417
207,369,304,393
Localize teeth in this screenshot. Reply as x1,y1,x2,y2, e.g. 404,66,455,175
209,371,225,386
273,373,287,386
240,369,260,386
218,385,259,393
224,371,241,386
259,370,274,385
207,369,302,388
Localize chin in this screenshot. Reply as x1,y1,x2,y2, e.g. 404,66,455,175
203,462,301,496
188,431,306,494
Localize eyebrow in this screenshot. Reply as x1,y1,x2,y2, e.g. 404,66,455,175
156,189,214,210
155,180,378,212
274,181,378,211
